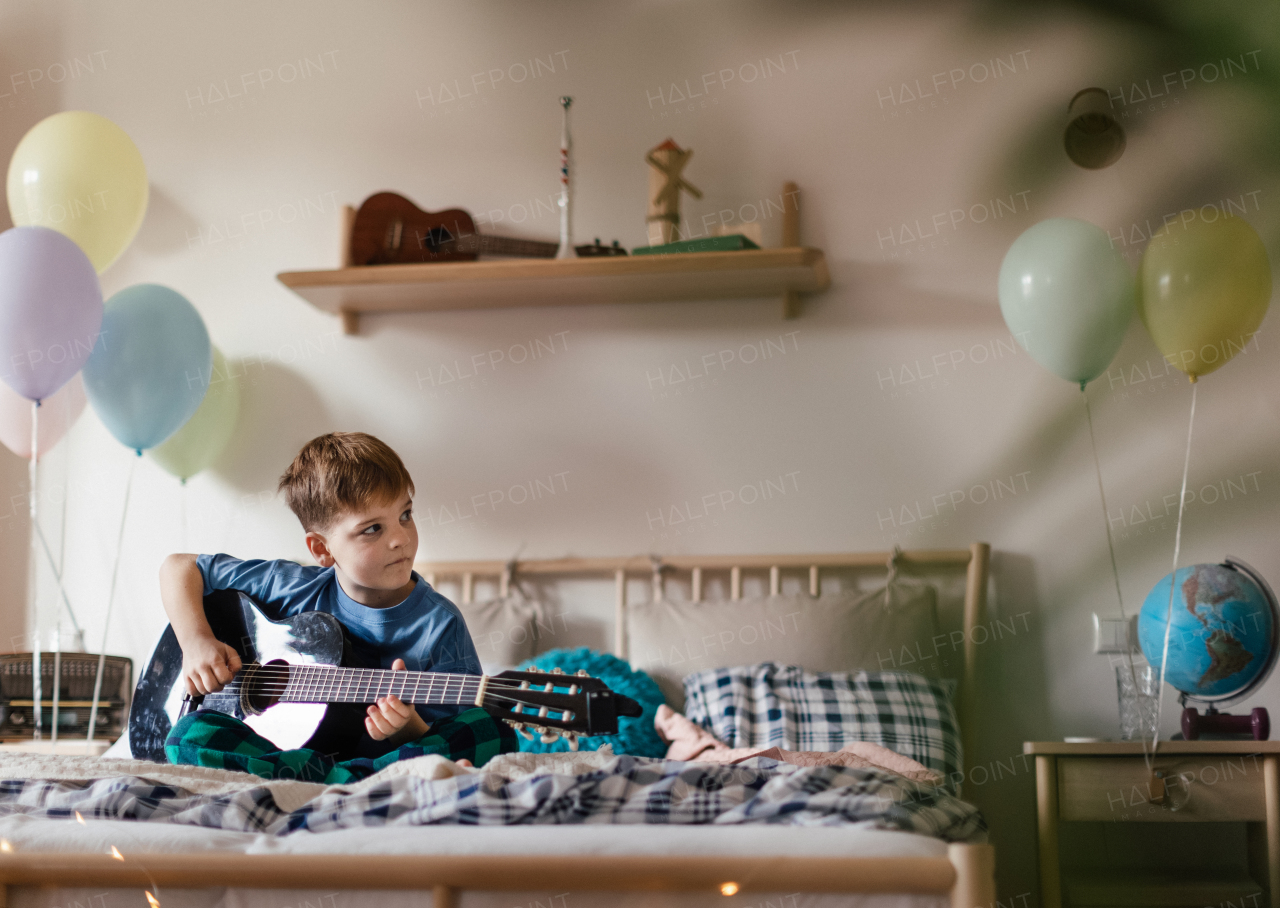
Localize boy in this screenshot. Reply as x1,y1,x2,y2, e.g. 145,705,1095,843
160,432,516,782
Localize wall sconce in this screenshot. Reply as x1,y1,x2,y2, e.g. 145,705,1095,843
1064,87,1126,169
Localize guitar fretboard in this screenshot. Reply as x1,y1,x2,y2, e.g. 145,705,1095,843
448,235,559,258
270,664,484,707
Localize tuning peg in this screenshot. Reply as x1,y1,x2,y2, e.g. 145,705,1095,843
575,669,589,677
566,734,580,752
539,726,561,744
505,720,534,741
551,667,564,674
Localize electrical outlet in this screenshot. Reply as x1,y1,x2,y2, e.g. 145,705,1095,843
1093,613,1139,653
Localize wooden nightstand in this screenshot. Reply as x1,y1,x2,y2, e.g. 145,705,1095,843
1026,741,1280,908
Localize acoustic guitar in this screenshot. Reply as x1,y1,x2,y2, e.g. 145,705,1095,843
350,192,627,264
128,589,641,763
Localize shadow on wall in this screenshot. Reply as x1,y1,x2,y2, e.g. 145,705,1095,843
209,362,332,493
0,11,71,647
131,186,203,259
0,10,68,233
821,259,1010,329
0,449,30,650
974,1,1280,248
974,551,1048,906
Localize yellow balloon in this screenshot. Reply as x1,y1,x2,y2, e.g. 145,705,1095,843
1138,215,1271,381
6,111,148,273
148,348,240,482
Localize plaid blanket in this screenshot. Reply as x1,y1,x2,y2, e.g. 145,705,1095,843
0,754,984,841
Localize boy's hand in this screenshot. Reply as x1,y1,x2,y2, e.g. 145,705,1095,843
181,635,243,696
163,554,242,697
366,658,430,745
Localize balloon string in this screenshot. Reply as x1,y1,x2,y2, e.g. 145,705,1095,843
25,403,84,639
1080,386,1143,745
50,619,60,751
1149,382,1198,766
28,401,40,741
28,401,37,519
86,454,137,750
58,411,76,649
32,523,82,636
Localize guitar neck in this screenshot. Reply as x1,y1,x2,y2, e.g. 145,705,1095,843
447,234,559,258
277,664,485,708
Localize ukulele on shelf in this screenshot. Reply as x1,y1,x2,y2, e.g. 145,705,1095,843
129,589,641,762
350,192,627,264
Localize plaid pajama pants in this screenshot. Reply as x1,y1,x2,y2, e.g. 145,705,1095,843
165,707,517,784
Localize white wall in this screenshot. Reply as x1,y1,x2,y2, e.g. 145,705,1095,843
3,1,1278,900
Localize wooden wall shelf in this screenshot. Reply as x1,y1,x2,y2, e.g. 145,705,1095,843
277,247,830,335
277,181,827,334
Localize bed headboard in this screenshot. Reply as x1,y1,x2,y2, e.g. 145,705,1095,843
416,543,990,765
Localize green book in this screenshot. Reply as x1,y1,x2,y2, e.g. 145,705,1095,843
632,234,761,255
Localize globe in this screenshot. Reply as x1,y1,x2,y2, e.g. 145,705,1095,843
1138,559,1278,705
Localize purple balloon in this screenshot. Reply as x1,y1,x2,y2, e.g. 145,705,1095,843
0,227,103,401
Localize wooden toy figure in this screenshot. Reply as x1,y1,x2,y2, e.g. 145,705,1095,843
646,138,702,245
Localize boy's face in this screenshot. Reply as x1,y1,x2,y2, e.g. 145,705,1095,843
305,490,418,604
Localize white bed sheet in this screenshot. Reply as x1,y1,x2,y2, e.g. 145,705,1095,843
0,817,949,908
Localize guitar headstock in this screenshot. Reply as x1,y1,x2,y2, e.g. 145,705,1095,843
482,667,642,749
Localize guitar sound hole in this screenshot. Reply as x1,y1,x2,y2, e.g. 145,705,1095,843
421,226,454,251
244,660,291,715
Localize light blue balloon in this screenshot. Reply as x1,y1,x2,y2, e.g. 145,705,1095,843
83,284,212,452
997,218,1135,386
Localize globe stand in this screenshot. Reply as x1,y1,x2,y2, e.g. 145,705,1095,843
1181,704,1270,741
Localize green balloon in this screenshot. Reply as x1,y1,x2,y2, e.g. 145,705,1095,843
147,347,240,481
998,218,1135,385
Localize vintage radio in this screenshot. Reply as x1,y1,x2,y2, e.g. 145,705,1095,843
0,653,132,741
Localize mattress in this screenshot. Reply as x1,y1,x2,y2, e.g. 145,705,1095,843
0,817,950,908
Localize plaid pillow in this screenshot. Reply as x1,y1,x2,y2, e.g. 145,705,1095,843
682,662,961,788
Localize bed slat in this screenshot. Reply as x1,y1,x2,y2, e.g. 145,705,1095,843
0,850,983,895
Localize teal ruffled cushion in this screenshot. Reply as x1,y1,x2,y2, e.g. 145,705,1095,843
512,647,666,757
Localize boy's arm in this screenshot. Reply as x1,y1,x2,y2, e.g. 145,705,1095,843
160,553,242,696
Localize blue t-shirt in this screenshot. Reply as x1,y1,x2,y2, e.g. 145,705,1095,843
196,554,481,729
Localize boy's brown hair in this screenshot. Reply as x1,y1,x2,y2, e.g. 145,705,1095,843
278,432,415,532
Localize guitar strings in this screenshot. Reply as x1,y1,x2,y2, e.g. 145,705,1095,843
211,671,508,683
207,673,559,695
199,671,578,723
210,680,541,703
208,679,545,699
197,681,563,717
203,680,566,716
208,677,529,690
202,668,575,706
207,666,577,688
201,681,567,715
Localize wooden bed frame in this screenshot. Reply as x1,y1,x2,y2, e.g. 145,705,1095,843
0,543,994,908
